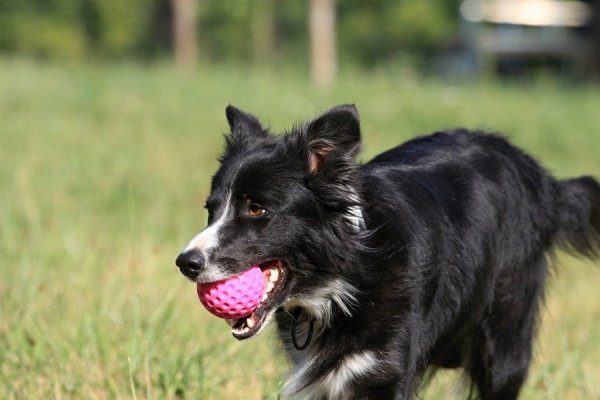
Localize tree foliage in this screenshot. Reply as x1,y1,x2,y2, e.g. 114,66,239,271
0,0,461,66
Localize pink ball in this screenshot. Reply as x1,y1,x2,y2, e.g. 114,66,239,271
197,266,265,319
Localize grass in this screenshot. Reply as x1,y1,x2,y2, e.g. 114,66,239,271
0,59,599,399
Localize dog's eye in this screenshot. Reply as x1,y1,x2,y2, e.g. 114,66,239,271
247,204,266,217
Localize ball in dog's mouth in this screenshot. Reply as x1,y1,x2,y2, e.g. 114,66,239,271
197,266,265,319
197,260,287,340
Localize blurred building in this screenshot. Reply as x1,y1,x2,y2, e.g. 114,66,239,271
458,0,599,77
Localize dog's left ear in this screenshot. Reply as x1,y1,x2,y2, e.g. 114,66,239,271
304,104,361,175
225,105,269,145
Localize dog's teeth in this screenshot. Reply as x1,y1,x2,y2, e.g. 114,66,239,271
246,317,255,328
261,293,268,302
269,268,279,282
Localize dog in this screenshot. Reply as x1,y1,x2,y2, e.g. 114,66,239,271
175,104,600,399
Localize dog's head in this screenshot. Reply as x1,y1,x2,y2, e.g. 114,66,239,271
176,104,364,339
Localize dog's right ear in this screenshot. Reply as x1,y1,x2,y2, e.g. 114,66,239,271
225,105,268,146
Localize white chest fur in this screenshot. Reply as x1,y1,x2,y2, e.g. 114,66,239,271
284,350,378,400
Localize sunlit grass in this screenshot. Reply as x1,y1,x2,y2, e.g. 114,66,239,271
0,60,599,398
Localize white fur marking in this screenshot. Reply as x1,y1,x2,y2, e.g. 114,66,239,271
347,204,365,232
286,351,377,400
284,278,359,328
282,279,361,398
284,361,314,398
321,351,377,398
184,191,233,253
346,190,365,232
181,191,233,281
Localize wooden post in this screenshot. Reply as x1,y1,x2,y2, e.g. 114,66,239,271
309,0,336,86
172,0,198,71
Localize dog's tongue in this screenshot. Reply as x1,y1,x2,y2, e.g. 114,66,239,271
197,266,265,319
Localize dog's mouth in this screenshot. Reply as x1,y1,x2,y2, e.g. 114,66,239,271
227,259,287,340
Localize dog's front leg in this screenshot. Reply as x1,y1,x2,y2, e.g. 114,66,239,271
348,347,422,399
351,373,418,400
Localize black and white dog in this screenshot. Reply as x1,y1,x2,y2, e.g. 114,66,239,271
175,105,600,399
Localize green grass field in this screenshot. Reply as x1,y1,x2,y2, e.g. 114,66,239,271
1,60,599,399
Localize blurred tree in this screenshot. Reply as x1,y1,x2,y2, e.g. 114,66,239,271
198,1,252,61
172,0,198,71
310,0,336,86
0,0,85,59
338,0,461,67
142,0,172,58
83,0,155,58
0,0,464,70
273,0,308,65
251,0,276,64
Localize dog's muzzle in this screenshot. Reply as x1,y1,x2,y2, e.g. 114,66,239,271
175,248,205,280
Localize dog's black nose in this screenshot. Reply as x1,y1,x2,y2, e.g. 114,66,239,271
175,249,205,280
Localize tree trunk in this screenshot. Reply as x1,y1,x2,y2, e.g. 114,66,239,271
309,0,336,86
172,0,198,71
252,0,277,64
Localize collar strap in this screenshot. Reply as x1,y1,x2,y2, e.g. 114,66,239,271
291,317,315,351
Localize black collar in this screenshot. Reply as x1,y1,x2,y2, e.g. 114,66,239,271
278,307,316,351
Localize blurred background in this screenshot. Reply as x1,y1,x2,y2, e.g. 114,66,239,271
0,0,599,80
1,1,599,399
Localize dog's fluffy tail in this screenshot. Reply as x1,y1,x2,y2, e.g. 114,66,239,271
557,176,600,258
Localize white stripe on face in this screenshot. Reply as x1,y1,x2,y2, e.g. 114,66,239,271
182,191,233,282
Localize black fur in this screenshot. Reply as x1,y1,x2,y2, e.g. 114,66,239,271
176,105,600,399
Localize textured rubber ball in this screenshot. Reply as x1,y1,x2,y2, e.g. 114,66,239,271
197,266,265,319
